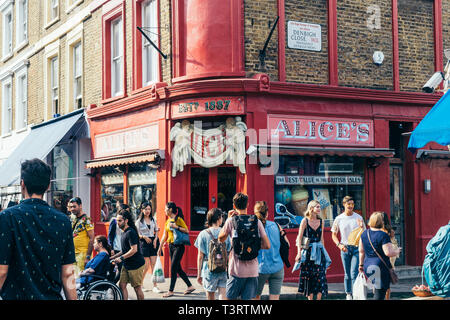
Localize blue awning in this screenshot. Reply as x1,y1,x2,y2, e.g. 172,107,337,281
0,109,85,187
408,91,450,153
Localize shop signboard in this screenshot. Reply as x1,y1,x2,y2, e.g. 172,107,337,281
268,115,374,147
171,96,245,119
275,175,364,185
95,123,159,158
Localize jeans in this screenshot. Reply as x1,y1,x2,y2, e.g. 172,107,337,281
226,275,258,300
169,244,192,292
340,245,359,294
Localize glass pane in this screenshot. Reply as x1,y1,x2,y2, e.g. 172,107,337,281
217,167,236,216
275,156,365,228
101,168,124,222
127,166,157,220
190,167,209,231
50,144,74,216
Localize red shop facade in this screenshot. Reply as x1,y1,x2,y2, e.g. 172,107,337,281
86,0,450,282
86,82,450,283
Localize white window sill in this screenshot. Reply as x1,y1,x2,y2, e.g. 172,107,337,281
15,126,28,134
14,40,29,52
44,18,60,30
1,132,12,139
1,52,13,63
65,0,84,14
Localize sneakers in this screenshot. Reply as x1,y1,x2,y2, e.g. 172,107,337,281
346,293,353,300
152,287,162,293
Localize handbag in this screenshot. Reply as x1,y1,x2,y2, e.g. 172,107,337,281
301,219,311,250
347,226,364,246
367,231,399,284
172,225,191,246
277,224,291,268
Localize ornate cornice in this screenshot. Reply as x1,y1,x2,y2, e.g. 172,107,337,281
87,74,442,120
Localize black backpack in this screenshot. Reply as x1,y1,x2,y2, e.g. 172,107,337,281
231,215,261,261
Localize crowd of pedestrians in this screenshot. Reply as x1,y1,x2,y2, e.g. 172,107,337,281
0,158,402,300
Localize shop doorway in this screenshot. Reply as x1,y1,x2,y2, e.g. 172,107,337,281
390,164,405,265
189,166,237,231
389,121,411,266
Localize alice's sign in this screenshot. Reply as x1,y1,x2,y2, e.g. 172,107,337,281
268,115,374,147
287,21,322,52
276,175,364,186
172,96,244,119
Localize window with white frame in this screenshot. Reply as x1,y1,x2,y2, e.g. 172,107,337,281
111,16,123,97
47,0,59,23
16,0,28,47
50,56,59,115
73,42,82,108
2,79,13,135
142,0,158,86
15,70,28,130
2,8,13,59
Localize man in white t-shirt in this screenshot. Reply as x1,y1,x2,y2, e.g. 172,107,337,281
331,196,365,300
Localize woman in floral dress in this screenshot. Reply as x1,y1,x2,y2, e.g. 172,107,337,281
295,200,329,300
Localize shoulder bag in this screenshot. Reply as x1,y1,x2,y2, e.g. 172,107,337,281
171,218,191,246
367,230,399,284
276,222,291,268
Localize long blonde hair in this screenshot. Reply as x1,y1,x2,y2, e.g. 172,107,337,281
304,200,321,219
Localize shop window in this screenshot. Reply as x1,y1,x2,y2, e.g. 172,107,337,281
274,155,366,228
100,167,124,222
50,144,74,215
127,163,157,220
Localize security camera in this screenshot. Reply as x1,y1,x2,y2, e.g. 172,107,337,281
422,71,444,93
246,144,257,155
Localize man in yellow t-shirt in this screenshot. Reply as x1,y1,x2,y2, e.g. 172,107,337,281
69,197,94,276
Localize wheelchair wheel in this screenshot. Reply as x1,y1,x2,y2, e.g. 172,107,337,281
83,280,123,300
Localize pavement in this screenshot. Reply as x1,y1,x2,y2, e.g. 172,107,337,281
123,273,446,300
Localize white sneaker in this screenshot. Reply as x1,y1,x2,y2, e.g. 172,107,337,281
346,293,353,300
152,287,162,293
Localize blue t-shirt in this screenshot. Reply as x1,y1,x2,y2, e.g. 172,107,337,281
194,227,231,281
361,229,392,289
79,252,110,284
0,198,75,300
257,221,284,274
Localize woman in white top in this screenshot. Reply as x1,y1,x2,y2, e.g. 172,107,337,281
136,201,161,293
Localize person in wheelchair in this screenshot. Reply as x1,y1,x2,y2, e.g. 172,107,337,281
78,235,111,288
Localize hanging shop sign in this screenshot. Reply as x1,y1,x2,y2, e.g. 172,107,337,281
268,115,374,147
170,117,247,177
95,123,159,158
287,21,322,52
276,175,364,185
171,96,245,119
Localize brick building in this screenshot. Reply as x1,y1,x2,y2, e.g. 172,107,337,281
0,0,108,212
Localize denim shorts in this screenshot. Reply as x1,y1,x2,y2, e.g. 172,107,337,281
256,268,284,296
226,275,258,300
203,274,227,292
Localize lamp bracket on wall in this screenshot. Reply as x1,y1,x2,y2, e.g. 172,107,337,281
137,26,168,59
258,16,279,69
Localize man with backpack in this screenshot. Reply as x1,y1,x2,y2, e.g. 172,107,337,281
218,193,271,300
194,208,231,300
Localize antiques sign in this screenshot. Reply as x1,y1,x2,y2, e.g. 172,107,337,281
95,123,159,158
171,96,244,119
268,115,374,147
276,175,364,185
287,21,322,52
